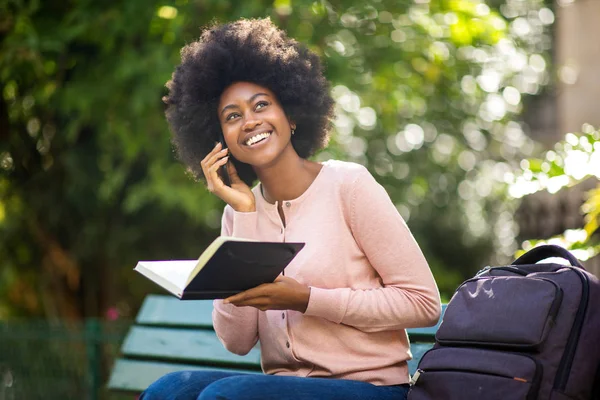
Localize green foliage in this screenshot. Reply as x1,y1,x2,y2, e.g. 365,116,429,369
300,0,553,291
510,124,600,260
0,0,553,317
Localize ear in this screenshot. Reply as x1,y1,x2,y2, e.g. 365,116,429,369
287,116,296,130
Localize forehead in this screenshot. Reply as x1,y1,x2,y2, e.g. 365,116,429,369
219,82,276,107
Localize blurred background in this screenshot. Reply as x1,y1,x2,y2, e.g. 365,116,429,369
1,0,598,398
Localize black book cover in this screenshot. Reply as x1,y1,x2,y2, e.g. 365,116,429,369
181,241,305,299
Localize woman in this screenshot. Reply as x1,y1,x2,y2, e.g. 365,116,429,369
142,17,441,400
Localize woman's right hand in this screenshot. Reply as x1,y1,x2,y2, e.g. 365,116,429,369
201,142,256,212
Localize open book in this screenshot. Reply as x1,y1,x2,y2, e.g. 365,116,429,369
135,236,305,300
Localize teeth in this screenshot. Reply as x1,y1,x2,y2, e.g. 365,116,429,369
245,132,271,146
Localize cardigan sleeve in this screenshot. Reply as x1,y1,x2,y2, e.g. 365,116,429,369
304,166,441,332
212,205,260,355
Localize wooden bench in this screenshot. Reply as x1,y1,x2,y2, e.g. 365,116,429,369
108,294,446,394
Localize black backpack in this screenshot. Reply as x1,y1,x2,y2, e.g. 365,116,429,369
408,245,600,400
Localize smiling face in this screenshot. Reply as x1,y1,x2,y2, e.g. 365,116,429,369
218,81,296,168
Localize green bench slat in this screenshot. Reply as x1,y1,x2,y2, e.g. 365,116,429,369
122,326,261,367
108,359,260,393
135,295,445,339
136,295,215,328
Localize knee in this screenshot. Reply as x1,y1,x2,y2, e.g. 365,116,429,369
197,376,253,400
197,380,228,400
140,371,197,400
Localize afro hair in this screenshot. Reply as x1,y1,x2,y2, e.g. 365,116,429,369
163,18,335,186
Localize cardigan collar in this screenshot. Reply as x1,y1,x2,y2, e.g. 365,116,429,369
254,160,331,215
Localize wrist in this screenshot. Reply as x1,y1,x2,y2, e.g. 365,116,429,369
232,199,256,213
233,204,256,213
299,286,311,313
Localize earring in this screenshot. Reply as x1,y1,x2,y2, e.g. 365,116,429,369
291,128,295,135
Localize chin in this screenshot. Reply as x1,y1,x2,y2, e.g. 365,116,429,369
242,150,285,170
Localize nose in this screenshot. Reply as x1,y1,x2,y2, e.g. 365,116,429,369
242,117,262,132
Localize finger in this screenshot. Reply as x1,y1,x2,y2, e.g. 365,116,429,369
206,147,229,167
224,290,253,304
227,294,277,311
225,289,260,304
230,298,272,311
201,143,224,189
206,156,229,191
275,275,300,285
226,161,243,184
224,284,271,304
209,156,229,174
200,142,222,167
225,295,260,306
227,297,263,307
200,144,228,174
204,154,229,191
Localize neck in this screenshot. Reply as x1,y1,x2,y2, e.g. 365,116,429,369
255,150,321,204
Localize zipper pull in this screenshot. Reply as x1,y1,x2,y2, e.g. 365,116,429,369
409,369,423,386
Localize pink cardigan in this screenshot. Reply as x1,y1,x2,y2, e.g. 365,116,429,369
212,160,441,386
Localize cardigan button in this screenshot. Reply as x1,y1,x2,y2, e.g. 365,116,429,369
285,202,291,207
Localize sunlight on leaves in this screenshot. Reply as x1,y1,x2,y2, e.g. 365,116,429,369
157,5,178,19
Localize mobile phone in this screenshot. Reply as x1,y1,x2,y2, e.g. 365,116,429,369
218,132,231,187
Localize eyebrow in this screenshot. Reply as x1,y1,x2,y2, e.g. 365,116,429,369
220,92,270,116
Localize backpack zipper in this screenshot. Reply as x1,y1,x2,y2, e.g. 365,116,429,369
553,267,590,390
409,369,422,385
477,265,529,276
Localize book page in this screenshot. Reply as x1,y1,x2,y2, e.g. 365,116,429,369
137,260,197,290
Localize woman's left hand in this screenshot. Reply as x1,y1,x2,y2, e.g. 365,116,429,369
223,276,311,313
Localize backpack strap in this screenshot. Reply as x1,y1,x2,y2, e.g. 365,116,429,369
511,244,585,269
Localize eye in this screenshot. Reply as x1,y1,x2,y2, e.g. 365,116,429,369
225,112,240,121
255,101,269,111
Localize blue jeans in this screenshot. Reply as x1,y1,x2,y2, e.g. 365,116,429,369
140,370,410,400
